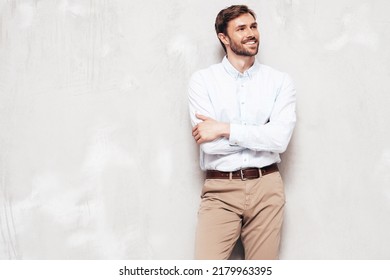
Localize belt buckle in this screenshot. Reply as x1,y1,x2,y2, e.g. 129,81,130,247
240,169,247,181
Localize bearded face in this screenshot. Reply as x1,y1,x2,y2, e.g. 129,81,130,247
221,13,260,57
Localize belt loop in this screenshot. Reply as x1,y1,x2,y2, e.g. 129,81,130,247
240,169,247,181
229,172,232,181
259,168,262,178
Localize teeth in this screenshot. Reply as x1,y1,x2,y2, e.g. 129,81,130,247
246,41,256,44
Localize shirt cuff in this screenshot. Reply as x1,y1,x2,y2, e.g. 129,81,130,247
229,123,245,146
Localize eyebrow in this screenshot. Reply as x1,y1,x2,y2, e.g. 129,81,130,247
235,22,257,29
236,24,247,29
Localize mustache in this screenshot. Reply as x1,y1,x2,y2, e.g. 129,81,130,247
242,36,258,44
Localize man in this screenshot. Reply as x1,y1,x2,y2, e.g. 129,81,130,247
188,5,296,260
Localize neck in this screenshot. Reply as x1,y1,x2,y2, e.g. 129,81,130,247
226,51,256,73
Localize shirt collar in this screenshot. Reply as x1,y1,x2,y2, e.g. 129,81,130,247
222,56,260,80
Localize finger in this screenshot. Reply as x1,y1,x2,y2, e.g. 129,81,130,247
194,134,202,143
192,127,199,136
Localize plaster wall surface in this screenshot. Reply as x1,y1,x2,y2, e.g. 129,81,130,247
0,0,389,259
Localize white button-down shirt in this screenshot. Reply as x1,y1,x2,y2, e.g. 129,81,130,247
188,57,296,171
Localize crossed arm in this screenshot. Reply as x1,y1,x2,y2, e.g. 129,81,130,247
188,71,296,155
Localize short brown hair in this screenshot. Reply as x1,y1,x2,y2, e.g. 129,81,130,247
215,5,257,53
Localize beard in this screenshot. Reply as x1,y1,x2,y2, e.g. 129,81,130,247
229,36,259,57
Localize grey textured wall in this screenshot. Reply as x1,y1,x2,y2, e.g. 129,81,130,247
1,0,389,259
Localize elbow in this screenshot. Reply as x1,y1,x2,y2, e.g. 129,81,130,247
271,141,288,154
276,144,289,154
200,142,216,155
200,142,226,155
271,125,295,153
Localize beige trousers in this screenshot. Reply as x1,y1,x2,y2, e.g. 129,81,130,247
195,171,285,260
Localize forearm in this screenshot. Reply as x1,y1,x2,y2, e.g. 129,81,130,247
229,121,296,153
200,137,246,155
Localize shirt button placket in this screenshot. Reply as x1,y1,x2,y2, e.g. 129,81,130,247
239,81,249,167
239,84,247,123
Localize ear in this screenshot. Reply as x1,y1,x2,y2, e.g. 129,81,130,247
217,33,229,46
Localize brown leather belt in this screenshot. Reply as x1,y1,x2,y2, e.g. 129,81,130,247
206,163,279,181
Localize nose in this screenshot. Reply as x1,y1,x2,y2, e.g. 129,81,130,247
245,28,257,39
245,28,254,37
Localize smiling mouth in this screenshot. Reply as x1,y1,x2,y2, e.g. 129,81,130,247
243,37,258,45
